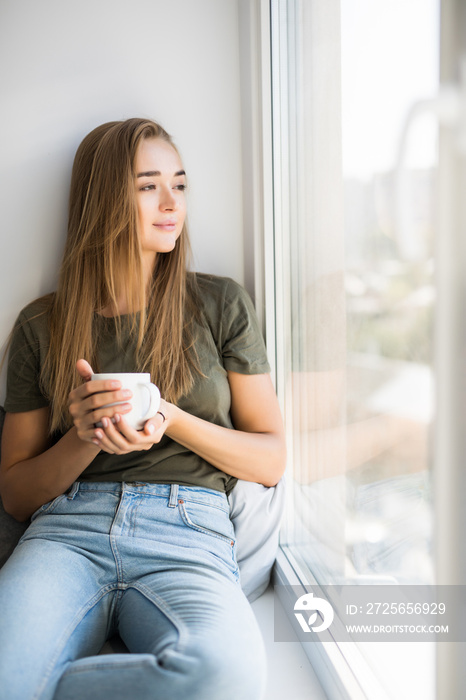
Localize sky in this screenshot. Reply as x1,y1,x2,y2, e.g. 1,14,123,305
340,0,440,181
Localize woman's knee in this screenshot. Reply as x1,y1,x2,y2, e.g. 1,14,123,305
160,628,266,700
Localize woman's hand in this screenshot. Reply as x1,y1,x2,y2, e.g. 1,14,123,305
91,400,169,455
68,359,134,445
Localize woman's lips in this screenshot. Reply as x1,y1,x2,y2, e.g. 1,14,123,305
153,221,177,231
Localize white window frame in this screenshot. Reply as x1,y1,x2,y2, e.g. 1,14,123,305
240,0,466,698
239,2,389,698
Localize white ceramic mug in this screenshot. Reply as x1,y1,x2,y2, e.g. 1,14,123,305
91,372,161,430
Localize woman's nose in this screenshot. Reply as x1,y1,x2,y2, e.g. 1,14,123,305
159,188,176,210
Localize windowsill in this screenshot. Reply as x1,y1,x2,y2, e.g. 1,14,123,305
272,547,393,700
251,585,328,700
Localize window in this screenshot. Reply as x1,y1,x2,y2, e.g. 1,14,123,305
269,0,439,697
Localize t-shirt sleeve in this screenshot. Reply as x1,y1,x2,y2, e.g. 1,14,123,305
4,309,50,413
220,279,271,375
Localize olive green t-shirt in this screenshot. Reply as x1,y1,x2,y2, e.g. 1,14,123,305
5,274,271,494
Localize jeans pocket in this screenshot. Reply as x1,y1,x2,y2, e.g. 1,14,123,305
178,499,239,580
29,483,80,522
30,493,67,522
178,500,235,546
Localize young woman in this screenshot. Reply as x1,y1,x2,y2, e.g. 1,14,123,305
0,118,286,700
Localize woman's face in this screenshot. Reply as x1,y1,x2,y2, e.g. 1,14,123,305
134,137,187,265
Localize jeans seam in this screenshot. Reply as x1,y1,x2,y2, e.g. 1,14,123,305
129,495,142,537
56,655,158,676
181,498,229,513
109,494,126,584
33,584,118,700
126,582,187,651
133,492,228,512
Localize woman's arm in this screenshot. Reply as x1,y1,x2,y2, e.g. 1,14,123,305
94,371,287,487
0,409,100,521
167,372,286,486
0,362,141,521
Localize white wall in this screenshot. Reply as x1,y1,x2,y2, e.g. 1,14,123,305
0,0,246,402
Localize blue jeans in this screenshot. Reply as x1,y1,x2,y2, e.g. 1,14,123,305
0,482,266,700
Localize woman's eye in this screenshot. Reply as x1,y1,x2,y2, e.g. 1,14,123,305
140,184,155,191
175,184,187,191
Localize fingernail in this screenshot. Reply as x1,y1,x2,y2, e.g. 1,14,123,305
147,424,155,434
101,418,108,428
114,414,121,423
110,381,121,388
95,430,103,439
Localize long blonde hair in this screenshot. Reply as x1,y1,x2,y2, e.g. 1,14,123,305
41,118,201,433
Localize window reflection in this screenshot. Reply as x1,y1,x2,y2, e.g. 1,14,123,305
279,0,438,587
273,0,439,696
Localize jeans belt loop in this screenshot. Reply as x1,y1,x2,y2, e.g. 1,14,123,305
168,484,179,508
66,482,80,500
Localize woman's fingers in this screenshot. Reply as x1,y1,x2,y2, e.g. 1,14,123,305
75,407,130,442
91,427,114,453
93,417,141,454
142,411,166,436
71,374,169,453
71,379,125,403
94,415,167,455
69,384,132,417
76,359,95,381
84,400,133,428
69,379,135,444
117,414,167,444
91,422,119,454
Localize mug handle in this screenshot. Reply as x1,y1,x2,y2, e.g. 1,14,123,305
139,382,161,421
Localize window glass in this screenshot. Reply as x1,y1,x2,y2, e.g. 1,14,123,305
272,1,439,696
